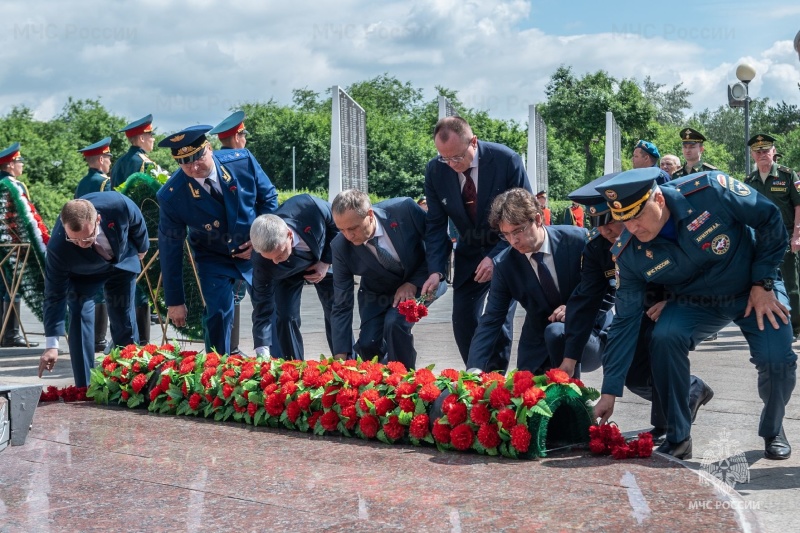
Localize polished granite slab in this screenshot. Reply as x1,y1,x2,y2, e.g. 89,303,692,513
0,403,761,532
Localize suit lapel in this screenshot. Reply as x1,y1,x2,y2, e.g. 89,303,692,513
182,173,225,219
375,207,406,266
476,142,496,224
547,227,573,302
216,159,238,231
98,212,120,261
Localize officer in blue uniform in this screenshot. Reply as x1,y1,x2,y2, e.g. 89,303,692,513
157,125,278,356
0,143,40,347
557,172,712,443
75,138,112,198
110,114,159,188
594,167,796,460
672,128,716,179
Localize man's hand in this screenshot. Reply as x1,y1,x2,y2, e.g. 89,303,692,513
594,394,617,425
792,232,800,253
421,273,441,299
646,300,667,322
474,256,494,284
333,353,348,360
167,304,188,328
558,357,578,377
744,285,790,330
304,261,329,284
393,282,418,307
547,304,567,323
38,348,59,378
232,241,253,260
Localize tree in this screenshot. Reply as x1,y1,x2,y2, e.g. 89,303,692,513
641,76,693,125
539,66,655,181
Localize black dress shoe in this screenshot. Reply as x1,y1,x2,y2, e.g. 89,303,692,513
765,430,792,460
648,427,667,446
95,340,109,353
656,436,692,459
689,378,714,423
1,336,39,348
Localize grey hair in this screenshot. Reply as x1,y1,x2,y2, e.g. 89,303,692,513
250,214,289,253
331,189,371,218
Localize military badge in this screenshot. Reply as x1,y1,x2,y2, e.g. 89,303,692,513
605,190,618,200
213,220,220,228
204,224,212,231
717,175,751,197
589,206,597,214
170,134,185,142
189,184,201,198
711,234,730,255
686,211,711,231
645,249,653,259
613,201,622,209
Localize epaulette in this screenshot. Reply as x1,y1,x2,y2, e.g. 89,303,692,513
671,172,712,196
778,165,795,175
587,227,602,242
157,174,183,200
702,162,717,170
214,149,249,163
611,229,634,261
100,177,110,191
140,153,154,164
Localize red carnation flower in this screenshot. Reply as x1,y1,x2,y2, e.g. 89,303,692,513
512,371,534,396
131,373,147,394
469,403,491,425
265,392,286,417
440,368,460,382
304,226,311,233
569,377,586,388
281,381,298,396
386,361,407,374
383,415,405,441
188,393,202,410
510,424,531,453
409,414,430,439
390,221,398,229
545,368,570,384
297,391,312,411
286,400,301,423
446,402,468,427
307,411,323,431
359,414,380,438
611,444,633,460
441,394,458,413
450,423,475,451
336,388,358,409
149,388,160,402
522,386,545,407
247,402,258,418
418,383,441,403
469,386,486,403
414,368,436,385
395,381,416,397
374,396,395,417
222,383,234,399
358,389,381,412
107,222,115,229
489,386,512,409
212,397,224,409
321,385,340,408
132,361,141,373
230,185,237,193
432,418,451,444
341,405,358,430
398,397,415,413
385,373,403,387
496,408,517,430
589,437,608,454
320,410,340,431
477,423,501,449
121,390,130,401
481,372,506,385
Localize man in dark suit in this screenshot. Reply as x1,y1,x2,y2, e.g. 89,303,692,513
157,125,278,356
37,193,149,387
466,188,587,373
250,194,342,360
330,189,447,369
421,116,531,372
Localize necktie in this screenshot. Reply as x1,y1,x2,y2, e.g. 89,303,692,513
462,168,477,223
368,237,403,276
205,178,224,205
93,242,112,261
532,252,561,311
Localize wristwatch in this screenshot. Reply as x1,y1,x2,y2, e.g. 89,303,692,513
753,279,775,291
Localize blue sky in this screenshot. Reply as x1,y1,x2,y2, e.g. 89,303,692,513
1,0,798,133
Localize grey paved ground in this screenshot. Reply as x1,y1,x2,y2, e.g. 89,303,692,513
2,286,800,531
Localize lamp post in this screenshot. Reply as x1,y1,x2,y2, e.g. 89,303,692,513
736,63,756,173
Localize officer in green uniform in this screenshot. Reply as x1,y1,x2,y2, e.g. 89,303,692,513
75,137,113,351
110,114,159,189
671,128,716,179
0,143,40,347
75,138,112,199
593,167,796,460
745,134,800,340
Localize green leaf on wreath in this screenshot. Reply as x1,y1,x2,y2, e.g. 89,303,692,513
511,397,522,408
127,395,142,409
398,410,413,425
532,402,553,418
254,409,264,427
486,447,498,456
423,435,435,444
377,430,391,445
222,406,234,421
473,441,486,454
414,398,426,415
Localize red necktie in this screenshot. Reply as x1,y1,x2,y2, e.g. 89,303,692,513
462,168,477,223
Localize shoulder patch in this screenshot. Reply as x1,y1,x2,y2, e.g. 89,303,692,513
778,165,796,176
140,153,154,164
672,173,711,196
714,174,751,197
611,229,634,261
702,162,717,170
587,227,601,242
100,177,110,191
214,149,249,164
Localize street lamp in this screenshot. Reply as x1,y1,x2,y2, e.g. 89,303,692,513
728,63,756,173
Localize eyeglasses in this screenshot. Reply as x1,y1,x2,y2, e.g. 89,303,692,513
65,223,98,245
498,220,532,241
437,138,474,164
